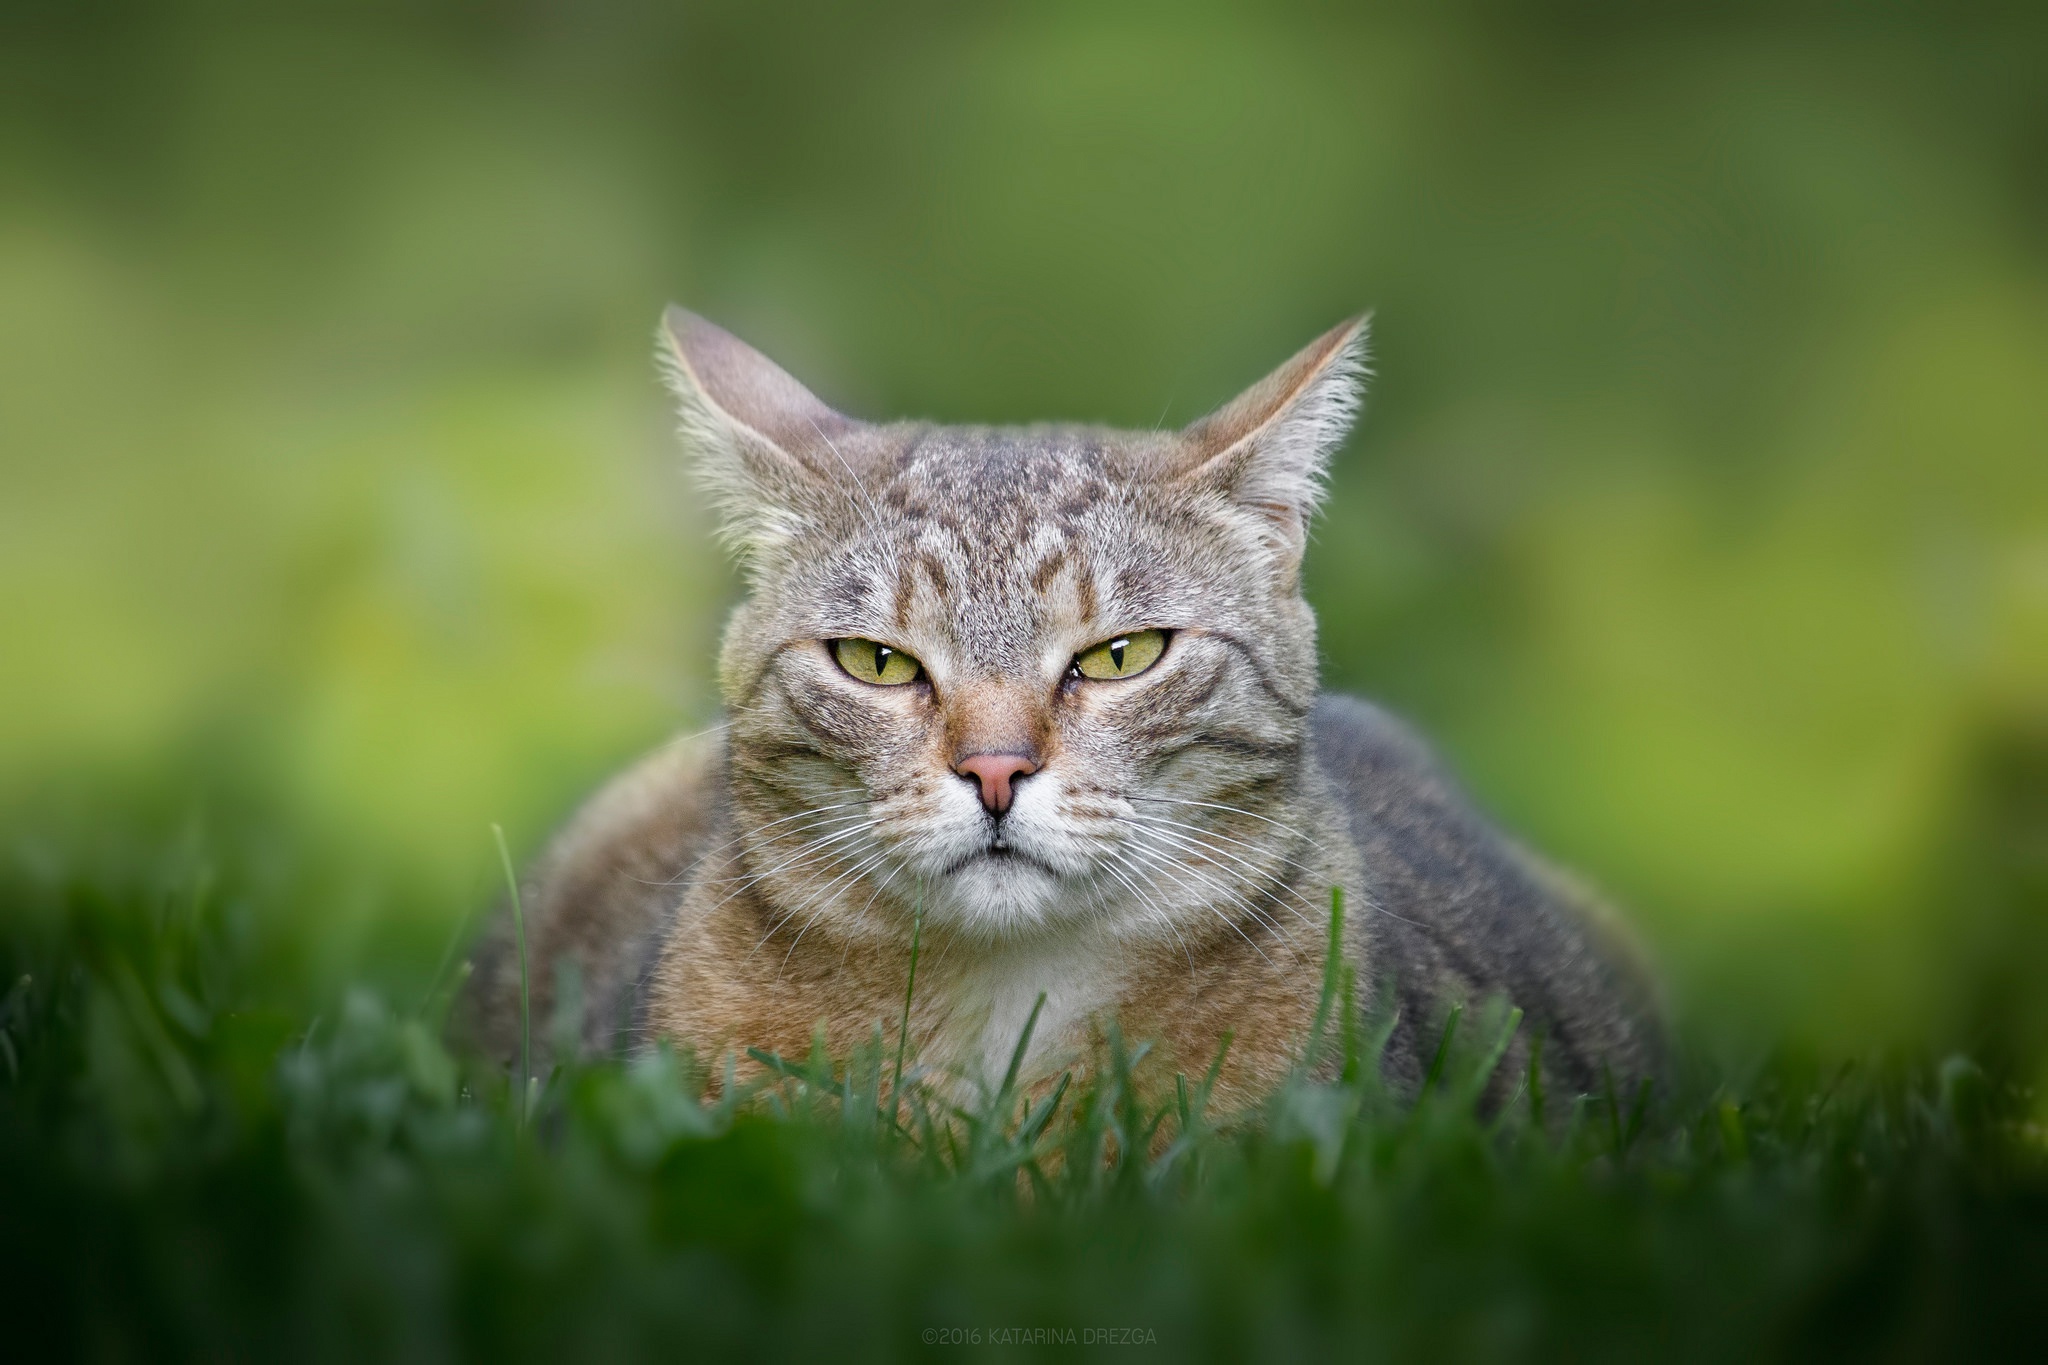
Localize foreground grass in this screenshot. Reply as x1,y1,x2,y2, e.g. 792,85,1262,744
1,817,2043,1363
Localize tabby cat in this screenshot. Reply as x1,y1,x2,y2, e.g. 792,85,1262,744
465,308,1662,1114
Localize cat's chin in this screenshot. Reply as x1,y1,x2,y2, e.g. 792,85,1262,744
927,849,1074,938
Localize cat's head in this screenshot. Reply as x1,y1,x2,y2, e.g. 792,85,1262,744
662,308,1366,944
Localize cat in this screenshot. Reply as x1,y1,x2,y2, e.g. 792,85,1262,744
463,307,1663,1116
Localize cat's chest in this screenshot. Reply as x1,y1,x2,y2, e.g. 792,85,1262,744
923,938,1125,1090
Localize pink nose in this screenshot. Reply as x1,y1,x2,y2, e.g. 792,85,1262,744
954,753,1038,815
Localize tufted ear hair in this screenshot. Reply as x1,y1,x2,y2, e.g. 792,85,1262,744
657,306,868,569
1173,315,1370,565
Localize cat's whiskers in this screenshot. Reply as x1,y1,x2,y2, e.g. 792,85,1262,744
1118,814,1324,930
1091,845,1178,929
749,839,884,949
1128,810,1413,931
1122,820,1318,935
1122,810,1321,883
1123,825,1306,953
840,857,902,953
1130,789,1400,929
645,798,871,890
1108,838,1278,966
691,813,874,892
732,796,871,839
1095,849,1204,979
687,817,878,925
770,845,898,968
1129,795,1335,855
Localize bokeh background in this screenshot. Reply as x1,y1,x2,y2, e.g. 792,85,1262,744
4,2,2044,1064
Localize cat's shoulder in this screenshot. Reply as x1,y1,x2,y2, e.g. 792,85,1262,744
545,726,727,882
1311,691,1666,1093
461,727,726,1063
1309,692,1461,806
1309,690,1539,878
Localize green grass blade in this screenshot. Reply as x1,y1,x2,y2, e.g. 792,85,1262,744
997,991,1048,1112
888,879,924,1127
491,822,530,1130
1418,1003,1463,1102
1303,885,1346,1071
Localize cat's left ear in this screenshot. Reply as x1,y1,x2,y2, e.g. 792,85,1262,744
1173,315,1370,564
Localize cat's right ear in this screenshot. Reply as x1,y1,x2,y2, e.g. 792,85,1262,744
658,306,864,568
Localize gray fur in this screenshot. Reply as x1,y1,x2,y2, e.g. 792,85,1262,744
1312,695,1663,1095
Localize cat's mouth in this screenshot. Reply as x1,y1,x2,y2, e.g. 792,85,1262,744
943,840,1060,879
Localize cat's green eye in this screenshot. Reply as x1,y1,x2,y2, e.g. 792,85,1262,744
832,637,924,686
1072,629,1167,681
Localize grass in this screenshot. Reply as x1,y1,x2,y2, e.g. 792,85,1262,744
1,811,2044,1363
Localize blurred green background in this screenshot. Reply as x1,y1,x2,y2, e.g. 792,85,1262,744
3,3,2044,1059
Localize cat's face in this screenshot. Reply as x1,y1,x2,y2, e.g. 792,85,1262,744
664,310,1365,944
